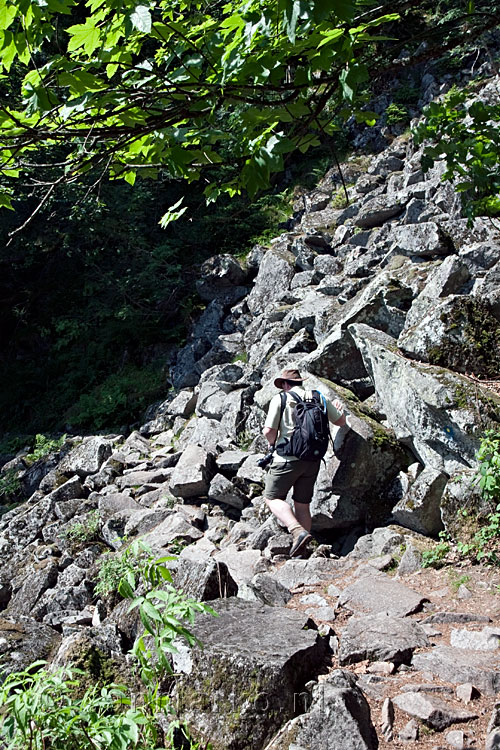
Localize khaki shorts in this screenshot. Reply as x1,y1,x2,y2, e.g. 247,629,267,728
264,459,321,504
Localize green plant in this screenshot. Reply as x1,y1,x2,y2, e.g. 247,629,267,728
62,511,101,545
0,469,21,500
421,532,450,569
117,542,217,684
475,430,500,503
95,542,148,597
448,571,471,592
24,433,66,465
231,352,248,364
0,661,162,749
385,102,410,125
235,429,253,451
414,86,500,224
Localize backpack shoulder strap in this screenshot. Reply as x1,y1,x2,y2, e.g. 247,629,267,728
279,391,287,422
287,391,302,404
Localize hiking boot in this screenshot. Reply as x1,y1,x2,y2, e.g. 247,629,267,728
289,530,312,558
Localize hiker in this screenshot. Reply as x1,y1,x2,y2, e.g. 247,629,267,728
262,368,347,557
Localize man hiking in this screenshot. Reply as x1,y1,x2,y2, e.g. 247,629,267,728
262,368,347,557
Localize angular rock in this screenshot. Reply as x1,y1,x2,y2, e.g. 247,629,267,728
57,437,113,478
264,670,378,750
239,573,292,607
165,390,198,418
208,473,248,509
213,547,262,587
339,612,429,665
387,221,452,257
338,572,426,617
355,198,404,229
392,691,478,731
172,598,328,750
350,323,493,473
116,468,172,490
174,558,238,601
196,254,247,303
246,247,295,315
391,467,447,536
413,645,500,695
141,513,204,551
450,627,500,651
0,616,61,678
170,445,215,498
422,612,492,625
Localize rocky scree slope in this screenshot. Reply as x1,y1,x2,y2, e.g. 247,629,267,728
1,75,500,749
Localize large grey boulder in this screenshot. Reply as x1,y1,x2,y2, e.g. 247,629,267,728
349,323,494,473
174,558,238,601
0,615,61,678
57,437,113,478
196,254,248,303
386,221,452,257
170,445,215,498
391,467,447,536
264,670,378,750
246,247,295,315
208,474,247,509
339,612,429,666
172,598,328,750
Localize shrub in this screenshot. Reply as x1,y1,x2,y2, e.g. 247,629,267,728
0,469,22,500
24,433,66,465
62,510,101,545
385,103,410,125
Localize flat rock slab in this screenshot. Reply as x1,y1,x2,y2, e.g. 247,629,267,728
450,626,500,651
422,611,492,625
172,598,328,750
339,612,429,666
392,691,478,730
338,572,426,617
264,670,378,750
413,645,500,696
269,557,351,590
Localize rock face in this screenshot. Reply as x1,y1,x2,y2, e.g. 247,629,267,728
172,598,328,750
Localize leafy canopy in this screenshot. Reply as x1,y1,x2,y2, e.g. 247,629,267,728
0,0,398,210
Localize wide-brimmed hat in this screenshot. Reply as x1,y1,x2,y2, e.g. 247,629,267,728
274,368,307,389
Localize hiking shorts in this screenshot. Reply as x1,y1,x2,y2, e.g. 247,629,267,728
264,458,321,504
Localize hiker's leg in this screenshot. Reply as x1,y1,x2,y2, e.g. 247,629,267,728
291,460,320,533
264,497,298,529
293,501,311,532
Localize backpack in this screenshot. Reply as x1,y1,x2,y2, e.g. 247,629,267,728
276,390,331,461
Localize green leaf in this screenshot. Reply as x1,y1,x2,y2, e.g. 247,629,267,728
159,197,188,228
130,5,151,34
66,22,101,56
0,4,17,31
0,192,13,210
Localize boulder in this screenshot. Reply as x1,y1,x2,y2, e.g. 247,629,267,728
338,571,426,617
264,670,378,750
413,646,500,696
57,437,113,478
391,467,447,536
246,248,295,315
0,616,61,678
339,612,429,665
386,221,452,257
196,255,248,303
349,323,493,474
172,598,328,750
392,691,478,731
208,474,247,510
170,445,215,498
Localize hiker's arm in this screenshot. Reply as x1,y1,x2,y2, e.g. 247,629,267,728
263,426,278,446
329,398,346,427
